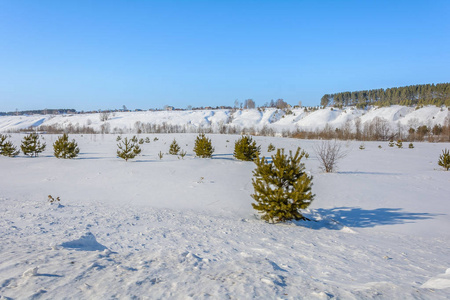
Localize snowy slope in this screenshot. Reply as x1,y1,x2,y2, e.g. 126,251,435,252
1,134,450,299
1,105,448,134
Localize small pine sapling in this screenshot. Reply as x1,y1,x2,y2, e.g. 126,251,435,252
233,135,260,161
21,133,46,157
138,138,144,145
251,148,314,223
153,137,159,141
116,135,122,141
158,151,164,160
438,149,450,171
117,136,142,161
169,139,181,155
408,143,414,149
359,143,365,150
1,139,20,157
378,145,382,149
131,136,138,143
145,137,150,143
193,133,214,158
179,150,187,159
53,134,80,159
396,139,403,148
389,140,394,147
267,143,276,152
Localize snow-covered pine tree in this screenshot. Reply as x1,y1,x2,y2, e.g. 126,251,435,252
193,133,214,158
117,136,142,161
251,148,314,223
0,136,20,157
21,133,46,157
233,135,260,161
438,149,450,171
396,139,403,148
53,133,80,159
169,139,180,155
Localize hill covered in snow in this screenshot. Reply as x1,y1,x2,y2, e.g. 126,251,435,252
0,106,449,136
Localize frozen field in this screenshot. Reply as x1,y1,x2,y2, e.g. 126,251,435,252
1,133,449,299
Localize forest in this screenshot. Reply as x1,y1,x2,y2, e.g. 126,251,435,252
321,83,450,108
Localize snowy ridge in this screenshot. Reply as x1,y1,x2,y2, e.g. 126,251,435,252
0,105,448,133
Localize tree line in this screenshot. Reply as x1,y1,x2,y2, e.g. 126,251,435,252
321,83,450,108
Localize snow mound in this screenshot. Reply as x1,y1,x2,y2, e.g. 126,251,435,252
60,232,108,251
421,268,450,290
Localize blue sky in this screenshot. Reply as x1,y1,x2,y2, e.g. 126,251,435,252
0,0,449,111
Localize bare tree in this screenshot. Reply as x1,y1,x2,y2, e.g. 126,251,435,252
314,140,348,173
100,111,110,122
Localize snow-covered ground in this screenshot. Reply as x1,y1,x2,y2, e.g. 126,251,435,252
1,105,448,134
1,133,450,299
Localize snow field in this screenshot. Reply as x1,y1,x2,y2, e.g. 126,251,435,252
1,133,450,299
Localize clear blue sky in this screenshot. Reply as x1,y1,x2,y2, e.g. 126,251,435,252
1,0,449,111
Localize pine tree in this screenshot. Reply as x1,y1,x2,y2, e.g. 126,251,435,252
438,149,450,171
267,143,276,152
389,140,394,147
233,135,260,161
408,143,414,149
169,139,181,155
251,148,314,223
193,133,214,158
53,133,80,159
21,133,46,157
117,136,141,161
0,135,20,157
396,139,403,148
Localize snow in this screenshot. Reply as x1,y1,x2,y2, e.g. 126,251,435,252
1,105,448,134
1,133,450,299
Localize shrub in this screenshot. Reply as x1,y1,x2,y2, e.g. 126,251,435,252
116,135,122,141
138,138,144,145
53,134,80,159
389,140,394,147
396,139,403,148
158,151,164,160
267,143,276,152
179,150,187,159
21,133,46,157
251,148,314,223
438,149,450,171
314,140,348,173
145,137,150,143
117,136,141,161
169,139,181,155
193,133,214,158
359,143,365,150
233,135,260,161
0,134,20,157
408,143,414,149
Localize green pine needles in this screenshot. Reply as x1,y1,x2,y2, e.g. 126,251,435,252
193,133,214,158
234,135,260,161
53,133,80,159
169,139,181,155
438,149,450,171
21,133,46,157
0,134,20,157
251,148,314,223
117,136,142,161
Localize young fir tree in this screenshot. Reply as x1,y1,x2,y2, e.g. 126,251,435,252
0,134,20,157
233,135,260,161
396,139,403,148
193,133,214,158
438,149,450,171
409,143,414,149
169,139,181,155
53,133,80,159
388,140,394,147
117,136,142,161
21,133,46,157
251,148,314,223
267,143,276,152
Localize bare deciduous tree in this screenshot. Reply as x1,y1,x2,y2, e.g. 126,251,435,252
314,140,348,173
